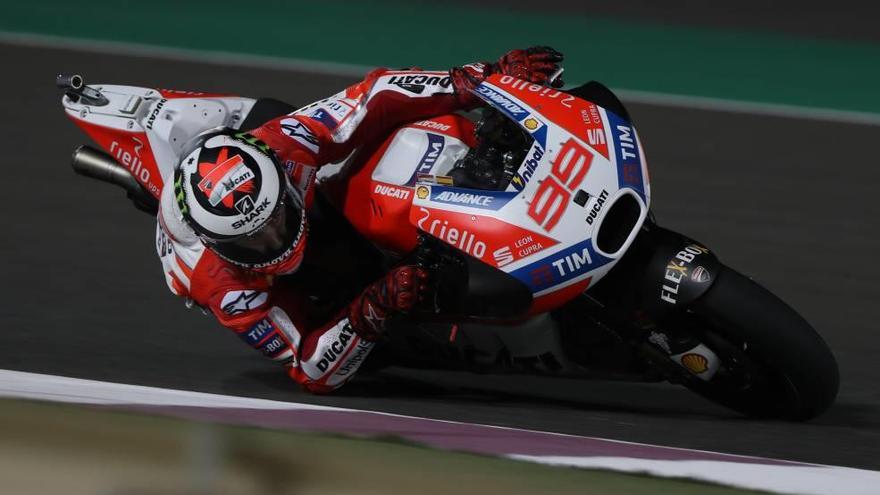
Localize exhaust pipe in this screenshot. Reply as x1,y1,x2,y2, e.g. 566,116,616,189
71,145,159,214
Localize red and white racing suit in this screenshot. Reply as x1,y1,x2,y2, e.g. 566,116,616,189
155,68,469,393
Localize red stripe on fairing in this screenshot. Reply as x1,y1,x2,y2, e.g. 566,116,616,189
157,89,233,99
68,116,164,198
527,277,592,315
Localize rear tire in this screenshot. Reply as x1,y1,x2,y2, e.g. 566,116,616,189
683,266,839,420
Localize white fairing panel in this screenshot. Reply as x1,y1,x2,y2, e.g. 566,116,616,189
63,84,257,181
371,127,469,186
145,97,255,178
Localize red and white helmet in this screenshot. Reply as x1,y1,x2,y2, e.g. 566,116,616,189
174,129,307,275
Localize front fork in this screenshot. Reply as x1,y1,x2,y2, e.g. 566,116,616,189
582,218,724,381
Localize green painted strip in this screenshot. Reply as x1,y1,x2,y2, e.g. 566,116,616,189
7,0,880,114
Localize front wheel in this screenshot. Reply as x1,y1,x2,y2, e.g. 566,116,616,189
676,266,839,420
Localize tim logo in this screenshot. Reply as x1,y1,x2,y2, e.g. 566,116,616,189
417,133,445,174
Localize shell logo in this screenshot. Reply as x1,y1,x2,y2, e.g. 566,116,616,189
416,186,430,200
681,353,709,374
523,117,540,131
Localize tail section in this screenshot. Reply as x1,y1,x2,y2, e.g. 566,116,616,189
59,74,257,200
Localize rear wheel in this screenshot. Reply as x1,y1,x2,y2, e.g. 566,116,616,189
674,266,839,420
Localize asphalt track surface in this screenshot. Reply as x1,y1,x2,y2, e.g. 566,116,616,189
2,41,879,470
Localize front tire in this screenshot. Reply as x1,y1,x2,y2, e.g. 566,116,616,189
682,266,839,420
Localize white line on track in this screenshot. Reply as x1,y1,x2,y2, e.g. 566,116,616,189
4,29,880,126
2,369,879,495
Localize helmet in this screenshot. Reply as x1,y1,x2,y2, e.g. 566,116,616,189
174,129,307,275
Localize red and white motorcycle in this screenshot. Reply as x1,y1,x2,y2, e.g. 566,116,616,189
57,71,839,420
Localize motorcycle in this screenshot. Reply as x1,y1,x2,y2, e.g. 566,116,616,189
56,70,839,420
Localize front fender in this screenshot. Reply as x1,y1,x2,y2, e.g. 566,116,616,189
639,228,722,316
588,223,722,319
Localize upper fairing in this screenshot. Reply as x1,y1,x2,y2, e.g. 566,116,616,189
410,74,651,301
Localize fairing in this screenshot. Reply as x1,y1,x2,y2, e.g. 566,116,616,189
62,84,257,198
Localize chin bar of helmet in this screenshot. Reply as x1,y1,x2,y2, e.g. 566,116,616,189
71,145,159,215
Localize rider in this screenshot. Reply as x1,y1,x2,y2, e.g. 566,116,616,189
155,47,565,393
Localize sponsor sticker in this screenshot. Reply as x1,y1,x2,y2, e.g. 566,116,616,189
258,333,288,358
585,189,609,225
230,197,271,230
374,183,411,200
234,194,255,215
428,186,516,211
145,98,167,130
416,186,430,199
493,246,514,267
606,110,645,198
109,139,152,186
308,108,339,130
316,323,357,372
511,143,545,191
386,74,452,95
156,228,173,258
413,119,451,132
415,133,446,176
523,117,540,130
319,99,356,122
280,118,319,154
680,353,709,374
510,238,612,292
241,318,277,346
660,244,711,304
691,266,711,283
414,207,558,267
333,340,373,378
220,290,269,315
473,84,530,120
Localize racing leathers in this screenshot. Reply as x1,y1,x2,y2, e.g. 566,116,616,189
155,48,564,393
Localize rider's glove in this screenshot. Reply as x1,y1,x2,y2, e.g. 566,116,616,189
348,265,431,341
450,46,565,107
497,46,565,87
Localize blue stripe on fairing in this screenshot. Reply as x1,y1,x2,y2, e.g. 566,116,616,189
606,110,646,200
509,237,612,292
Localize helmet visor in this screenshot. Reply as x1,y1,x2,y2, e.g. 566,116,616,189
209,186,305,268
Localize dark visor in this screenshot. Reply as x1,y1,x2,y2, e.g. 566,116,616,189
210,190,304,268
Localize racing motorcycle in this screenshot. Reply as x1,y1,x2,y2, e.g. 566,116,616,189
56,70,839,420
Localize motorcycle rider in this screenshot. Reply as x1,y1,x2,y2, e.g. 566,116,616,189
156,47,565,393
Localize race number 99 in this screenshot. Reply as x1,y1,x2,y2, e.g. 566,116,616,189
528,139,594,231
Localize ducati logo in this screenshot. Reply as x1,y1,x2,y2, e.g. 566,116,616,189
197,147,255,207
